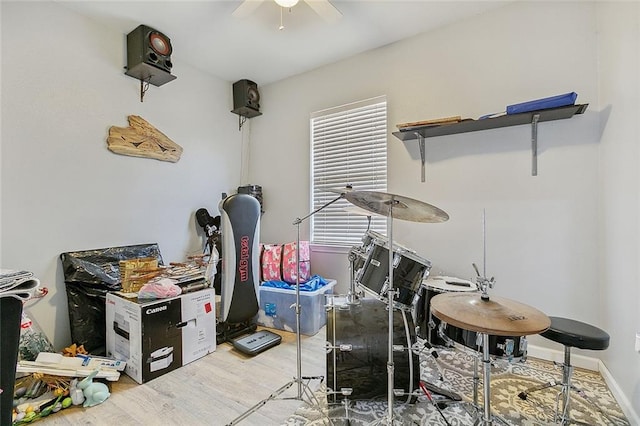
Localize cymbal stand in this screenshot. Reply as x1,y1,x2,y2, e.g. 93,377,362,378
368,197,400,425
346,249,361,305
467,210,507,426
228,194,346,426
346,211,371,305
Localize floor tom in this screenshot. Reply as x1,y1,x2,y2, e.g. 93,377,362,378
415,276,477,345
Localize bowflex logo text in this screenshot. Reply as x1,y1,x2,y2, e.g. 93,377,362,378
239,236,249,282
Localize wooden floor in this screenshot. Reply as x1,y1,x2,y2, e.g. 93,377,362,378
37,327,328,425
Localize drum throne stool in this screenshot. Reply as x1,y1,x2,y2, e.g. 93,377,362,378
518,316,616,425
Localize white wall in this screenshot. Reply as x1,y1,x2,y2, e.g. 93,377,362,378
251,1,638,418
255,1,599,325
1,2,241,347
2,0,638,419
597,2,640,418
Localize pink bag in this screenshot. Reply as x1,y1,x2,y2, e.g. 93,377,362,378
281,241,311,284
261,244,283,281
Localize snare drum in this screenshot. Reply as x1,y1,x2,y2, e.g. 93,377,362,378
326,297,419,403
415,276,477,345
357,235,431,308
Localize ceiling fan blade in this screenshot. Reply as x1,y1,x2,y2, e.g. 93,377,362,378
304,0,342,23
232,0,266,18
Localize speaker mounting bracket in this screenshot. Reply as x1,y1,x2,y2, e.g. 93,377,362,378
139,77,151,103
231,108,262,131
237,115,248,131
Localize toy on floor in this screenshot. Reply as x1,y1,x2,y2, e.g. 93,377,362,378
77,369,110,407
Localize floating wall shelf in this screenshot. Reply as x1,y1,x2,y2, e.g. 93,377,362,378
392,104,588,180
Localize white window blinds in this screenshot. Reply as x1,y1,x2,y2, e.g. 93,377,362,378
310,96,388,246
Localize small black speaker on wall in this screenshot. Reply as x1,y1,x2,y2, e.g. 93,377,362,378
125,24,177,87
231,79,262,119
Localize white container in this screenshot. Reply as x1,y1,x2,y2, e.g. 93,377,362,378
105,289,216,383
257,280,336,336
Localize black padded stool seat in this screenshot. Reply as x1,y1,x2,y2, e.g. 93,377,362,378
518,316,622,425
541,316,610,351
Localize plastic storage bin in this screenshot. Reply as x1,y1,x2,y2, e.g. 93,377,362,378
257,280,336,335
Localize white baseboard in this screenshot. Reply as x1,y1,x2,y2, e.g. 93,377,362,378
599,359,640,426
528,344,639,424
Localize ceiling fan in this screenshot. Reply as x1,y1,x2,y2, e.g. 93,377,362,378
233,0,342,25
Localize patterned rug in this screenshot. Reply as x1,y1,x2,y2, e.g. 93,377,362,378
285,344,630,425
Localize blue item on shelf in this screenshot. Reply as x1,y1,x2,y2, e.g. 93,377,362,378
261,274,328,292
506,92,578,115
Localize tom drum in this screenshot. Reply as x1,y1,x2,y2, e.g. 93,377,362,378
357,234,431,309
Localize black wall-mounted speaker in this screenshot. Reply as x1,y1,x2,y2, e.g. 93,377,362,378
125,24,176,87
231,79,262,118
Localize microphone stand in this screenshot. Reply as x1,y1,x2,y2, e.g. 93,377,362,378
227,194,344,426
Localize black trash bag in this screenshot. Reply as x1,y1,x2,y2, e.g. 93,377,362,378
60,243,163,355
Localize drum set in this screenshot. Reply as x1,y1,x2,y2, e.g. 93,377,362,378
323,189,551,426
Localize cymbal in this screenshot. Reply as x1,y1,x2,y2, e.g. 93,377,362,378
324,186,356,195
344,191,449,223
430,292,550,337
341,206,380,217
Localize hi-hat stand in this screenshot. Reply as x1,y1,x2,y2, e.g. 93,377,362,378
227,193,347,426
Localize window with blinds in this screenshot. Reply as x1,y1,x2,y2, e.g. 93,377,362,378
310,96,387,246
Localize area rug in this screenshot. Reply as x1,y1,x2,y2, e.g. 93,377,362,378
285,346,629,425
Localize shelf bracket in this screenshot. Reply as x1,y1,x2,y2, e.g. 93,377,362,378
416,132,426,182
531,113,540,176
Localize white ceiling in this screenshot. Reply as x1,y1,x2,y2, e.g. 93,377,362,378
57,0,511,85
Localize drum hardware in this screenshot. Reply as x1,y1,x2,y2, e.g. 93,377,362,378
419,381,453,426
344,190,449,425
324,340,353,353
346,247,364,305
415,340,447,385
436,323,456,348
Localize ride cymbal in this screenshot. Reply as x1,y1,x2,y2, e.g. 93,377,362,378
344,191,449,223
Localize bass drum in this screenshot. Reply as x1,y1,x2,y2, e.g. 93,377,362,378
326,298,419,403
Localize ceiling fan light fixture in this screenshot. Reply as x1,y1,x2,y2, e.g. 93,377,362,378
274,0,299,8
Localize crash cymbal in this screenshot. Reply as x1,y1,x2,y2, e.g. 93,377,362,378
430,292,550,337
344,191,449,223
341,206,381,217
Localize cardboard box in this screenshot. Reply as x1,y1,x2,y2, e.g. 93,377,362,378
256,280,336,335
105,289,216,384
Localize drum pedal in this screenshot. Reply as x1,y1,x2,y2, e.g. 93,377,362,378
419,381,462,402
